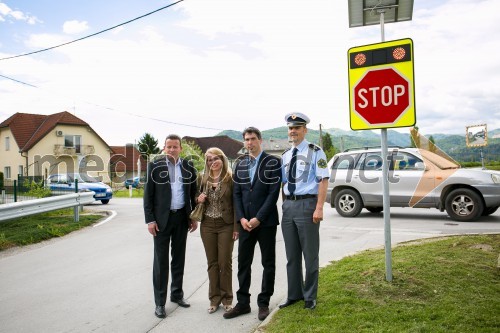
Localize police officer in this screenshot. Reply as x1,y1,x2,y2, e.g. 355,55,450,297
279,112,329,310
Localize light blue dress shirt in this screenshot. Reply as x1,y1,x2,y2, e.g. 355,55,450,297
167,158,185,210
248,151,263,182
281,140,329,196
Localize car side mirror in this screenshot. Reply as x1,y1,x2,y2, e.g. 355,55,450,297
414,162,428,171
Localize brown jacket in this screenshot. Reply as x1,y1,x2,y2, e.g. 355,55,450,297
198,176,237,231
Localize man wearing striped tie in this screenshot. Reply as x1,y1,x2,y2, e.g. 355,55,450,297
279,112,330,310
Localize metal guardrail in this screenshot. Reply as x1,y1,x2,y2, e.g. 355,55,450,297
0,192,95,222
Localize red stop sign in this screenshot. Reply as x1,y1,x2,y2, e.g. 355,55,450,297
354,68,410,124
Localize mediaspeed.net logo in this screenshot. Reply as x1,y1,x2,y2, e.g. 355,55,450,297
408,128,460,207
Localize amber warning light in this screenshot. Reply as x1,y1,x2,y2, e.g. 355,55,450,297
350,43,411,69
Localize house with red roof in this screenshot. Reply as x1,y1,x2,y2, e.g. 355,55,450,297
0,111,113,182
110,144,147,184
182,135,244,163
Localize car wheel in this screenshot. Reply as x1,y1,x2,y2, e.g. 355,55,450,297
482,206,498,216
335,189,363,217
445,188,484,222
125,185,129,189
101,199,110,204
366,207,383,213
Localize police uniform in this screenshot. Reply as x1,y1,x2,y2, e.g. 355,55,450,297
280,112,329,308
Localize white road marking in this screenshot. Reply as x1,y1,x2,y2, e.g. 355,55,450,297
93,210,117,227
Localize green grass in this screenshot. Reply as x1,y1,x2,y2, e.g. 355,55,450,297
0,208,104,251
113,188,144,198
461,161,500,170
264,235,500,333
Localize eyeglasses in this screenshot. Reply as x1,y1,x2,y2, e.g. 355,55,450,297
207,156,222,163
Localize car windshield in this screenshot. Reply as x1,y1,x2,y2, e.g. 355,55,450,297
68,173,99,183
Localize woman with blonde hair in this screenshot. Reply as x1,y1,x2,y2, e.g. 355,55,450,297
196,147,239,314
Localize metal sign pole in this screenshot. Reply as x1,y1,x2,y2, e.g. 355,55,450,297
378,9,393,282
480,148,485,169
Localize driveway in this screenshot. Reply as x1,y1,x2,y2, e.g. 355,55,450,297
0,198,498,333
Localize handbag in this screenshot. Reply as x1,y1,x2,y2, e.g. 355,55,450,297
189,202,205,221
189,184,205,221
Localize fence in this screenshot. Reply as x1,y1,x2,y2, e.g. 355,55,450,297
0,176,80,205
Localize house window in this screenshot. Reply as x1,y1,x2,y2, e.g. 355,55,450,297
18,165,23,177
65,135,82,154
5,136,10,151
4,166,11,179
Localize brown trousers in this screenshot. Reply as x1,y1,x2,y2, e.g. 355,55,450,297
200,216,235,306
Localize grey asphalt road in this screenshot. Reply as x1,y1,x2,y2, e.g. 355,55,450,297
0,198,498,333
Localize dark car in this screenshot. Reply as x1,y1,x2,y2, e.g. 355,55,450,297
47,173,113,204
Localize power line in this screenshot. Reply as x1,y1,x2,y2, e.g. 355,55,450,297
0,0,224,131
0,72,224,131
0,0,223,131
0,74,38,88
0,0,184,61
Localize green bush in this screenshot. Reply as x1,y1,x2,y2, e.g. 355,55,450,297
181,139,205,173
22,179,51,198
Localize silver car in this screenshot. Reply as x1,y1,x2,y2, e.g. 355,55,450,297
326,147,500,221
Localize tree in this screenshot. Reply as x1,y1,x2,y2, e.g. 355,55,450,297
428,135,437,153
138,133,160,160
409,125,420,148
321,133,338,161
322,133,333,151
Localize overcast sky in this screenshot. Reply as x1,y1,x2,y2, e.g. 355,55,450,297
0,0,499,146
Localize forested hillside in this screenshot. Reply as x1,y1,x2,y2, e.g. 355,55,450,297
216,127,500,162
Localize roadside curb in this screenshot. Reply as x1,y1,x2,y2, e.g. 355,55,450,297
254,304,281,332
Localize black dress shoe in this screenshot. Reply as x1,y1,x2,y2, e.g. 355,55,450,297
258,306,270,321
223,304,251,319
278,298,302,309
171,298,191,308
155,305,166,318
304,300,316,310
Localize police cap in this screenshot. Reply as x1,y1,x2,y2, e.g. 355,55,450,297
285,112,310,127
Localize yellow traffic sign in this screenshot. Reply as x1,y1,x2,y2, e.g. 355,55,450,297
348,38,416,130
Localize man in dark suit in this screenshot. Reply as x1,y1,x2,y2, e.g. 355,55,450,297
224,127,281,321
143,134,198,318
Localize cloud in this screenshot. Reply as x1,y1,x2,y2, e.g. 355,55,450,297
63,20,90,34
0,0,499,147
0,3,10,16
0,2,40,24
9,10,24,20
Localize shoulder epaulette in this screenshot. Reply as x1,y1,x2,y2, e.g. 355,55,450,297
282,148,291,155
308,143,321,152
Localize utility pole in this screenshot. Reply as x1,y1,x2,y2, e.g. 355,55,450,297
319,124,323,149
